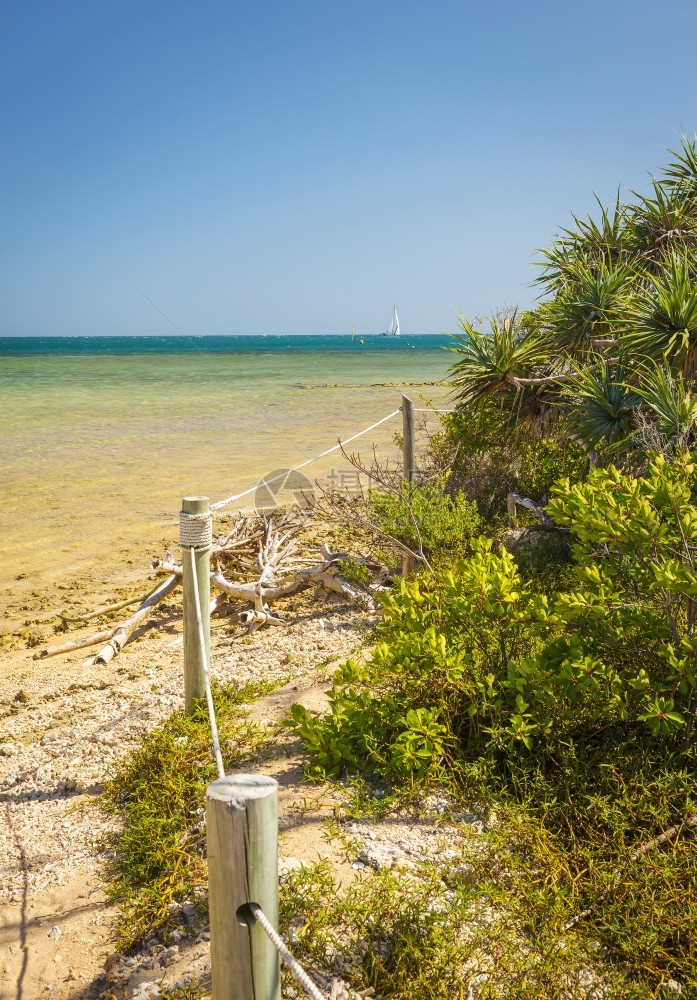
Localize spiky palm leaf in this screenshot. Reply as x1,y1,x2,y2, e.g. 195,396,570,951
661,134,697,201
447,311,557,411
627,180,697,269
542,256,634,354
632,362,697,442
535,194,631,297
618,256,697,376
561,360,641,451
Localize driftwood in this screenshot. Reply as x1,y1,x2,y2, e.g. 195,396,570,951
34,625,128,660
59,582,163,624
93,574,181,665
154,538,378,629
36,511,384,661
506,493,573,532
239,589,286,633
507,493,555,527
34,574,180,661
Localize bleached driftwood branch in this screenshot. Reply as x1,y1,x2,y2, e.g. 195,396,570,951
34,574,180,661
507,492,577,532
36,511,383,660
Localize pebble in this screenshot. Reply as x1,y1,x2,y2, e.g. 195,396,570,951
131,984,161,999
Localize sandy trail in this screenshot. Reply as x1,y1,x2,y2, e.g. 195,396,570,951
0,561,370,1000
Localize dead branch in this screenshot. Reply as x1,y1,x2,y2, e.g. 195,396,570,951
510,358,618,388
312,441,434,572
506,493,572,533
563,813,697,932
40,508,381,662
59,582,163,623
35,574,180,661
93,574,181,665
33,625,125,660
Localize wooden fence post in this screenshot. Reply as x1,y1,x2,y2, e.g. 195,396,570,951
402,394,415,483
181,495,211,712
206,774,280,1000
402,395,415,575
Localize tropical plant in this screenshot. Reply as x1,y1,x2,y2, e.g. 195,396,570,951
633,362,697,450
535,193,630,297
447,310,555,407
661,133,697,200
541,256,633,353
626,180,697,268
561,360,641,454
619,254,697,376
447,137,697,453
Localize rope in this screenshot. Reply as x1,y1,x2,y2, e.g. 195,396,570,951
180,510,213,548
210,408,401,511
187,561,321,992
248,903,327,1000
413,407,456,413
188,547,225,780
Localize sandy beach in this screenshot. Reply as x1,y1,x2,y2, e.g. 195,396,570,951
0,342,451,643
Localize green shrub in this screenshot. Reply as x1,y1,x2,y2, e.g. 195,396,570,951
291,452,697,782
337,555,372,587
290,454,697,993
102,681,274,949
369,474,482,563
434,407,588,520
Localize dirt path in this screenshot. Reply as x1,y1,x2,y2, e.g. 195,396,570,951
0,573,371,1000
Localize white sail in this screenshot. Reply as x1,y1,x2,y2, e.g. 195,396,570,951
380,305,401,336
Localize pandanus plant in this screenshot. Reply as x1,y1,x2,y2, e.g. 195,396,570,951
561,360,641,454
447,310,565,435
447,136,697,454
619,255,697,379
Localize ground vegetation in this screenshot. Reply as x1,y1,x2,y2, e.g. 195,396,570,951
102,141,697,999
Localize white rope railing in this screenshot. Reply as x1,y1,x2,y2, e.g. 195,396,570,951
210,408,401,511
189,546,225,780
192,398,458,998
191,573,329,999
249,902,327,1000
187,549,329,997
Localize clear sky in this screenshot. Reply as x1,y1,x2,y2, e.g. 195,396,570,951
1,0,697,337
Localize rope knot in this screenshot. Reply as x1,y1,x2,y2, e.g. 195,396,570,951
179,510,213,549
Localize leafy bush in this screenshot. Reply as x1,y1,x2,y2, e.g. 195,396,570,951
290,455,697,992
291,453,697,782
433,406,588,520
102,681,273,949
337,555,372,586
369,474,482,563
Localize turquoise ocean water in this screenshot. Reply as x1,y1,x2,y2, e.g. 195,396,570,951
0,335,453,593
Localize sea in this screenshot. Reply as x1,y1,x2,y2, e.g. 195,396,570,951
0,335,454,598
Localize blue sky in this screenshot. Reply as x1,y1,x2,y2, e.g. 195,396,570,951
2,0,697,337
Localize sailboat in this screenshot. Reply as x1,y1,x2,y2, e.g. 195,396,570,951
379,305,400,337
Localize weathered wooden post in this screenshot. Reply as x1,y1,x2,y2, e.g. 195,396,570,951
402,394,415,484
206,774,280,1000
402,395,415,575
180,495,211,712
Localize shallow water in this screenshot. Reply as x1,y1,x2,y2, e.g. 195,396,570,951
0,343,452,591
